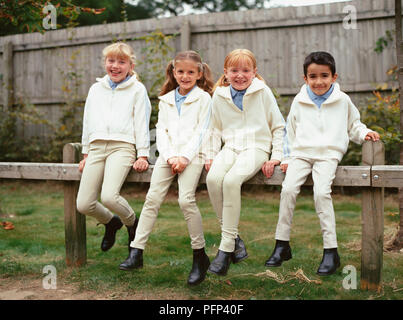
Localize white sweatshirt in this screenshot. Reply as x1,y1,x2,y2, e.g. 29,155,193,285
156,86,212,163
209,78,285,161
283,83,372,163
81,75,151,157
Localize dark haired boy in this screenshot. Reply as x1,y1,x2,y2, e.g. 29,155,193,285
265,51,380,275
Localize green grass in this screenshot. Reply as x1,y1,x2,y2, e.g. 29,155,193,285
0,181,402,300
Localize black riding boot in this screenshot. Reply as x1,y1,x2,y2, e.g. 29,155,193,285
264,240,292,267
126,217,138,251
232,235,248,263
119,247,143,271
101,215,123,252
208,250,232,276
187,248,210,286
316,248,340,276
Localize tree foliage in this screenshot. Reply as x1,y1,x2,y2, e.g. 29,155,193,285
0,0,106,35
136,0,266,17
0,0,269,36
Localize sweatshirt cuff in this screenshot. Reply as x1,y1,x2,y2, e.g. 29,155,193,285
180,149,195,163
161,150,177,162
281,158,291,165
136,148,150,158
81,145,89,154
270,151,283,163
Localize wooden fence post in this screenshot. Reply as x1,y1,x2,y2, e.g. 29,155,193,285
3,41,14,110
360,140,385,291
180,20,191,51
63,143,86,267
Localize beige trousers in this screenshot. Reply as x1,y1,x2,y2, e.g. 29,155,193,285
206,148,268,252
76,140,136,226
131,156,206,250
275,157,338,248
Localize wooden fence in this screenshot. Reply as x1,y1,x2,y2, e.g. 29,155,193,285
0,0,398,138
1,140,403,292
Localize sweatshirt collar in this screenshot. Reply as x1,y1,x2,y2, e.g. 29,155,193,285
159,86,202,106
297,82,341,106
108,75,131,90
306,84,334,108
96,74,137,89
215,77,266,100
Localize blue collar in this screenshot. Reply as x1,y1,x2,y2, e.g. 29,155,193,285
306,84,334,108
108,74,131,90
230,85,247,111
175,86,194,102
175,86,196,115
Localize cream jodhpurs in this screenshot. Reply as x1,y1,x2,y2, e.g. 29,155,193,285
131,156,206,250
206,148,268,252
275,157,338,248
76,140,136,226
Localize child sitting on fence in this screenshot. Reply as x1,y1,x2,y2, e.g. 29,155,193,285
265,51,380,276
205,48,285,276
119,51,214,286
76,42,151,254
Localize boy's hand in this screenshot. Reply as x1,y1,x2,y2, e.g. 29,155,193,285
262,160,280,178
78,154,88,173
280,163,288,173
365,131,380,142
133,157,149,172
204,159,213,172
173,156,189,174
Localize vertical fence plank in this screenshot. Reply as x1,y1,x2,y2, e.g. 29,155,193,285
63,143,86,267
180,20,191,51
3,41,13,110
361,140,385,291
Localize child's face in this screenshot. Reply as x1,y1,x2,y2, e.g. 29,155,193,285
105,55,133,83
304,63,338,96
224,61,256,91
173,59,202,95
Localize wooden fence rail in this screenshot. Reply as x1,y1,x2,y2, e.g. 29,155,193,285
1,140,403,292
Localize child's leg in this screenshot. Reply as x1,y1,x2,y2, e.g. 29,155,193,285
311,159,338,249
130,157,175,250
76,141,113,224
100,141,136,227
275,158,313,241
219,148,268,252
177,160,205,249
206,148,238,224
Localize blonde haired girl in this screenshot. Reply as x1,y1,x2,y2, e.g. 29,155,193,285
77,42,151,254
206,48,285,276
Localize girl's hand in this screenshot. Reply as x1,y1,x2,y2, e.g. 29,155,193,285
280,163,288,173
261,160,280,178
173,157,189,174
78,154,88,173
365,131,380,141
133,157,149,172
204,159,213,172
167,157,179,174
167,157,178,166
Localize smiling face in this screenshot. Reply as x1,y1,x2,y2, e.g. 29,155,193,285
105,55,133,83
173,59,202,95
304,63,338,96
224,60,256,91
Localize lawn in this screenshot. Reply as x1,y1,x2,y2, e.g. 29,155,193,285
0,180,402,301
